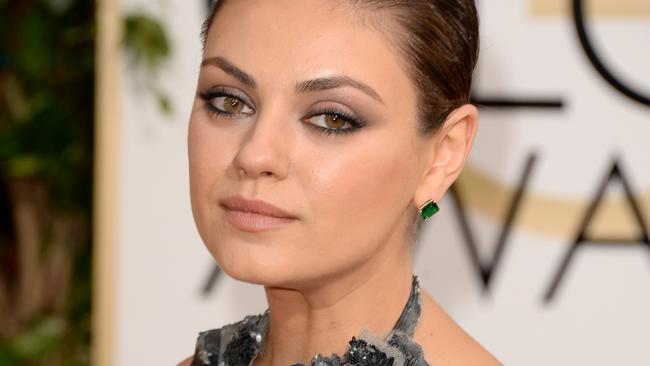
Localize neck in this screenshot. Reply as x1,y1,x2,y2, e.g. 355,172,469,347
254,247,414,366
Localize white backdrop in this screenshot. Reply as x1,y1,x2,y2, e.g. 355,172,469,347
113,0,650,365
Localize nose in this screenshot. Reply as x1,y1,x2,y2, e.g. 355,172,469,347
232,108,291,180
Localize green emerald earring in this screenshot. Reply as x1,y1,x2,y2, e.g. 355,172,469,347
418,199,439,221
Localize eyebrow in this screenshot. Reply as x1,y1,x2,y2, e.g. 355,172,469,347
201,57,257,88
295,76,384,104
201,56,385,104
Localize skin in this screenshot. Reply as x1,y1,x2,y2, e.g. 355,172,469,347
181,0,500,365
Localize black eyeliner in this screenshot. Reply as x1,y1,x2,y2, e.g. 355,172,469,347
198,88,365,136
198,87,254,118
302,111,365,136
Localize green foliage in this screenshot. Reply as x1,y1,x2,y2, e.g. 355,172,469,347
124,13,171,71
0,1,171,365
5,317,66,361
124,12,174,115
0,0,95,212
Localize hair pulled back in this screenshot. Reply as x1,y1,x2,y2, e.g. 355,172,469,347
201,0,479,135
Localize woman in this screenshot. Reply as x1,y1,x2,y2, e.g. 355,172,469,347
180,0,500,365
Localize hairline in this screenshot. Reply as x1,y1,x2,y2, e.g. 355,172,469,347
200,0,441,136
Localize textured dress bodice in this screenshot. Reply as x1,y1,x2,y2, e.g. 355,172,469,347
190,276,430,366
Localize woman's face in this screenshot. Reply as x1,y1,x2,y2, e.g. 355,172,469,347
188,0,436,287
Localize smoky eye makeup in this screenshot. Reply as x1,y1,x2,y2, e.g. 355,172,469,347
197,85,368,137
301,102,367,137
198,86,255,118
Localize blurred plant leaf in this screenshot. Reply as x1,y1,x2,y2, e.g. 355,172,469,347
11,316,66,360
122,12,174,115
159,95,172,115
123,13,171,72
7,155,42,178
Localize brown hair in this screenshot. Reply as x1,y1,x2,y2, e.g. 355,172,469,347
201,0,479,136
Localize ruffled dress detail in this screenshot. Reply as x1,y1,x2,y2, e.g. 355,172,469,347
190,276,429,366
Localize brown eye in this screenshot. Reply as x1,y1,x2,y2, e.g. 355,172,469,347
224,96,244,113
325,114,346,129
203,94,254,116
305,113,353,130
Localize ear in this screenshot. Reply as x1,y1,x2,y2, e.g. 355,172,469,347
413,104,479,209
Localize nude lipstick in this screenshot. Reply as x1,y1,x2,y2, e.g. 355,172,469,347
219,195,297,232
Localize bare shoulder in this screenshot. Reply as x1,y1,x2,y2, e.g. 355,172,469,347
413,290,502,366
177,355,193,366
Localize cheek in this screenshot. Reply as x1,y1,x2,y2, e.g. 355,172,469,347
306,130,417,249
319,135,413,204
189,117,215,200
188,114,235,232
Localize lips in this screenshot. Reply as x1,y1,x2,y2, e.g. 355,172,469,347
219,195,297,219
220,195,297,233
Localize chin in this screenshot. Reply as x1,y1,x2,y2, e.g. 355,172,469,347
210,240,317,288
199,221,374,290
212,242,362,290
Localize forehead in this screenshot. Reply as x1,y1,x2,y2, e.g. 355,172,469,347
204,0,415,101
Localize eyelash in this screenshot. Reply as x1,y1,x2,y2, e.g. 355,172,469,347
198,89,365,137
198,88,252,118
303,108,365,136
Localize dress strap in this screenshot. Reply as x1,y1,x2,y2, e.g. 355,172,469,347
391,275,422,338
190,276,425,365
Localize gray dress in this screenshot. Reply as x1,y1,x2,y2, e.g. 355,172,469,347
190,276,430,366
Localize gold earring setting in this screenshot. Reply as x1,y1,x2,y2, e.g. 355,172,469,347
418,199,439,221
